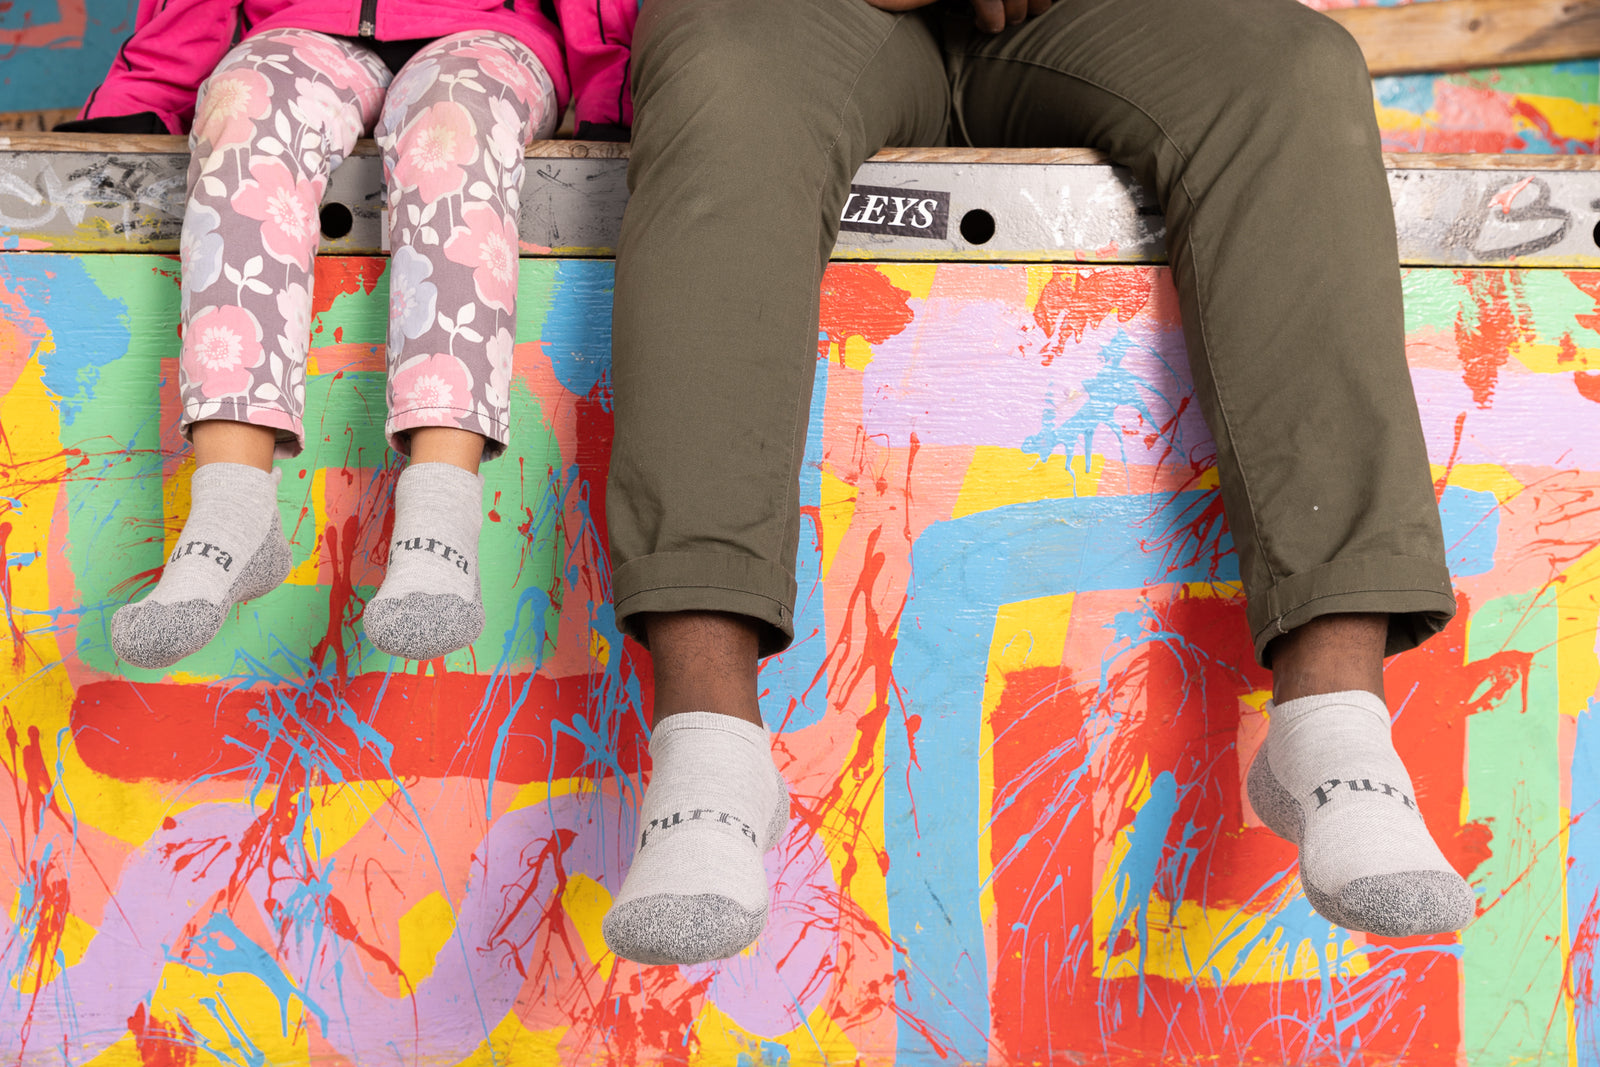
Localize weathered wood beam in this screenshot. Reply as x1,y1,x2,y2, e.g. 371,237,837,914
1326,0,1600,76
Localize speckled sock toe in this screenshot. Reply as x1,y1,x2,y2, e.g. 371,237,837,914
365,462,485,660
1248,690,1474,937
603,712,790,966
111,463,290,670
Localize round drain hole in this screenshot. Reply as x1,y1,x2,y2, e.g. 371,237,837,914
320,202,354,241
960,208,996,246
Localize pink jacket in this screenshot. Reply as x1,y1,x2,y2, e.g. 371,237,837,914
80,0,638,136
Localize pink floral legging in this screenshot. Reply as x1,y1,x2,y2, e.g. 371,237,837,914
179,28,557,458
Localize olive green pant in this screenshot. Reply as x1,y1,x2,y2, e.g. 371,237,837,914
607,0,1456,665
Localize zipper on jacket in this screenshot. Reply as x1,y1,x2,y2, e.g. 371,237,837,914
358,0,377,36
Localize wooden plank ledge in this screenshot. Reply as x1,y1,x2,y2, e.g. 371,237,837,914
5,134,1600,172
1326,0,1600,76
1,136,1596,267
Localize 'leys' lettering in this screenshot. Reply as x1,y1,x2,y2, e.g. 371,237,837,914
838,184,950,239
393,537,471,574
1311,777,1416,810
169,540,234,572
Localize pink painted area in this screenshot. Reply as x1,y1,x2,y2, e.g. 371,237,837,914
1451,469,1600,605
1415,368,1600,469
859,273,1198,467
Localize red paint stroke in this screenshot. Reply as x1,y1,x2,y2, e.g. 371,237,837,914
310,259,387,335
1564,888,1600,1035
1509,98,1595,155
1575,371,1600,405
310,515,361,677
989,663,1094,1063
579,965,712,1067
1570,271,1600,336
13,851,71,1064
1433,411,1469,502
127,1002,198,1067
323,893,404,985
1488,176,1537,216
7,718,66,855
0,521,26,673
1557,331,1579,365
69,672,650,785
1453,271,1535,408
490,827,581,982
1033,267,1154,366
812,523,907,892
1384,591,1530,885
817,265,915,357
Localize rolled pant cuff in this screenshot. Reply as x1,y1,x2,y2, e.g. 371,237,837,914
1249,554,1457,666
612,552,798,657
387,408,511,460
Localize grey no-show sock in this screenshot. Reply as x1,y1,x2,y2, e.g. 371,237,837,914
364,462,486,660
603,711,791,966
111,463,291,669
1247,689,1474,937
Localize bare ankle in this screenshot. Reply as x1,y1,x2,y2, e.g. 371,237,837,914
1270,612,1387,704
644,611,763,728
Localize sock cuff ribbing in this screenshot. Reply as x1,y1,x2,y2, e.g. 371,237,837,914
1270,689,1391,729
649,711,770,751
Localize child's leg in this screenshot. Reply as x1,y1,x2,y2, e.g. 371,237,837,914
112,30,391,669
364,32,557,661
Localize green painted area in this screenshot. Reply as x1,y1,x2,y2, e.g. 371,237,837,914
1403,269,1600,346
53,255,565,680
1463,588,1566,1066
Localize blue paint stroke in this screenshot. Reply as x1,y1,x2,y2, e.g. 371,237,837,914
178,913,329,1034
887,490,1237,1064
1108,771,1179,1015
1437,485,1498,577
1572,695,1600,1067
536,262,613,398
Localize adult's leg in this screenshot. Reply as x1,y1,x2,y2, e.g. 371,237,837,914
948,0,1469,935
602,0,949,964
364,31,559,660
947,0,1454,662
112,30,389,669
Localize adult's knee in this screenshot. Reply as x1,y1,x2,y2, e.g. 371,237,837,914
1234,6,1374,129
631,0,859,161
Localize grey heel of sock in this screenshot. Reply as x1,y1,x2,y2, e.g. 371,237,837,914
226,513,292,603
765,777,791,850
1247,746,1304,845
364,590,485,660
111,520,291,670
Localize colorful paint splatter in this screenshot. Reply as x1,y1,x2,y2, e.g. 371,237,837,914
0,253,1597,1064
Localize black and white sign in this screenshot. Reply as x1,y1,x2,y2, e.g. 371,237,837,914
838,184,950,239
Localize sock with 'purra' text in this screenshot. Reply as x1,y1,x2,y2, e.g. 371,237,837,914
365,462,486,660
603,711,791,966
111,463,291,669
1247,689,1474,937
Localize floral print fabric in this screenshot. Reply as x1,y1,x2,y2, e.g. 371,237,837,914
179,28,557,458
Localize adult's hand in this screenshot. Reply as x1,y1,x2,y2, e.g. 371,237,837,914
862,0,1053,33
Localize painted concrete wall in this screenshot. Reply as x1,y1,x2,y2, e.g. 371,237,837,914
0,254,1597,1064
